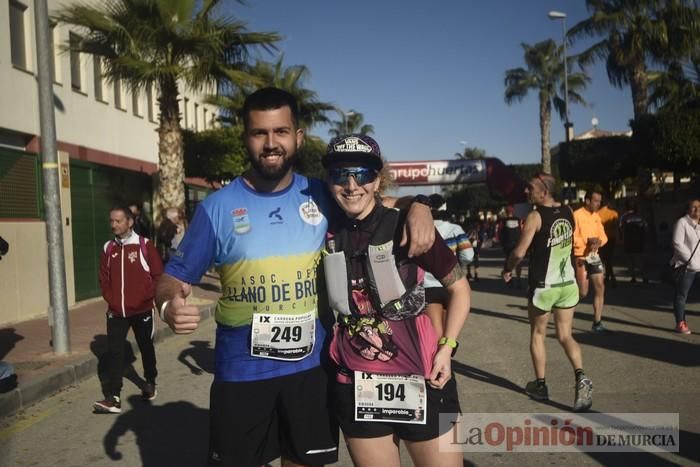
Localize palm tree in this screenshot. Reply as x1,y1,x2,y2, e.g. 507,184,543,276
54,0,280,213
208,54,335,130
649,57,700,112
456,146,487,160
328,110,374,138
505,39,588,174
568,0,700,119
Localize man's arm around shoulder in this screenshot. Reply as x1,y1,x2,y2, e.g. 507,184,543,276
382,195,435,257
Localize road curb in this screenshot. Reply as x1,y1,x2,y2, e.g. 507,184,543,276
0,304,215,421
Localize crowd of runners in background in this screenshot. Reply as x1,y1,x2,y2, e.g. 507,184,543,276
440,196,667,289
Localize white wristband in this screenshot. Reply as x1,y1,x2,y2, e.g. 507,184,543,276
159,300,171,321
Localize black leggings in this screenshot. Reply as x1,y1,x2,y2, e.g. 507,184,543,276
106,310,157,396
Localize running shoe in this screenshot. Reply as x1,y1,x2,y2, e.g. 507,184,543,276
525,380,549,401
94,395,121,414
591,322,608,333
142,382,158,401
676,321,691,335
573,377,593,412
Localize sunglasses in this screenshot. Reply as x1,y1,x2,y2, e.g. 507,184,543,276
329,167,378,186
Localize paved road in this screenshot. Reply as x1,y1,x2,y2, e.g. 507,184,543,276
1,249,698,466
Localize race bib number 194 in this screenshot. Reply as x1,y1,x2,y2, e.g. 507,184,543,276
251,310,315,361
354,372,427,424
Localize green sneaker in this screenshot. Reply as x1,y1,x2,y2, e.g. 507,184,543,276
574,377,593,412
525,380,549,401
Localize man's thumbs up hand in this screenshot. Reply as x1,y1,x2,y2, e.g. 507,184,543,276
162,281,200,334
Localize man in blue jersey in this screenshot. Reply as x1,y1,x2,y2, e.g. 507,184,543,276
155,87,434,467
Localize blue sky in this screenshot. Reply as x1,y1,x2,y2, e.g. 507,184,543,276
233,0,633,167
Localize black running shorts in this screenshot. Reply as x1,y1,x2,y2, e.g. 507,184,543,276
332,376,461,442
425,287,449,307
576,257,604,276
207,366,339,466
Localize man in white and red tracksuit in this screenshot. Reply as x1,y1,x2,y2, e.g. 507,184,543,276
94,206,163,413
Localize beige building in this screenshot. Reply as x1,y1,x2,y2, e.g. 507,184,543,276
0,0,218,326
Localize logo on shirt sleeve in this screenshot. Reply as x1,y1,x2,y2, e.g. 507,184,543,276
232,208,251,234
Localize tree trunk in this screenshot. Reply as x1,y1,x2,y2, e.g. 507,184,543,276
630,61,649,119
539,91,552,174
156,78,185,218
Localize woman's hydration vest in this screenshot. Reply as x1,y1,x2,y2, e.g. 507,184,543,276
323,207,437,379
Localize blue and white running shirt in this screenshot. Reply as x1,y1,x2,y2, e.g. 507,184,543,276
166,174,333,381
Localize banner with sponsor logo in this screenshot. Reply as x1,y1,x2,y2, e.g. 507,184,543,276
386,160,487,186
439,413,679,453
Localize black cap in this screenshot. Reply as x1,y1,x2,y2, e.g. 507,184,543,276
322,134,383,171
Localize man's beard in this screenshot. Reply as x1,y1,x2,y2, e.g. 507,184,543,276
249,152,297,181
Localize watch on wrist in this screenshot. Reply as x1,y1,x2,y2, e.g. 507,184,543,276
412,194,432,208
438,336,459,357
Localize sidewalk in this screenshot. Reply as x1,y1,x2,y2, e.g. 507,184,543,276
0,276,221,419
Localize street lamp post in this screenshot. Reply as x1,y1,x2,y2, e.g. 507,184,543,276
548,10,573,142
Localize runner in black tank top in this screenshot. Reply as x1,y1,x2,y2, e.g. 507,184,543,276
528,205,576,290
501,173,593,412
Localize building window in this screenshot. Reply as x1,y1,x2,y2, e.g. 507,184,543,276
9,1,28,70
93,57,104,101
132,90,141,116
69,32,82,91
0,148,43,219
114,77,124,109
194,103,199,131
146,86,155,122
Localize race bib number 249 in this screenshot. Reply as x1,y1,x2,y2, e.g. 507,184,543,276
251,310,315,361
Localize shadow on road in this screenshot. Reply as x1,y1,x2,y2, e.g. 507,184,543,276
574,330,700,367
453,360,524,395
103,394,208,466
572,309,677,334
178,340,215,375
90,334,145,398
452,360,582,412
473,304,700,367
470,306,533,327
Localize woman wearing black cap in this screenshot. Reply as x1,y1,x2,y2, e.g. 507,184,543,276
321,134,470,467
